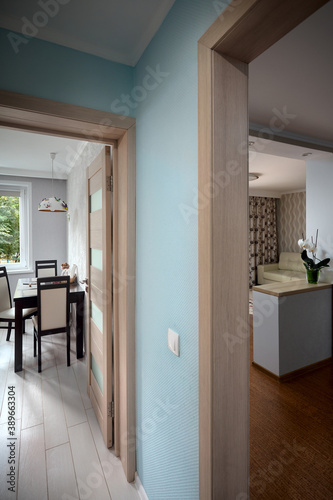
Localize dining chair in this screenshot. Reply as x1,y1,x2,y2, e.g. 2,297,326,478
32,276,70,373
0,266,37,341
35,259,57,278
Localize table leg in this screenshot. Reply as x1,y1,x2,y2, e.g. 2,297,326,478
15,303,23,372
76,295,84,359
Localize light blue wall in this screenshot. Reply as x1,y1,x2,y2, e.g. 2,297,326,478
0,27,134,114
0,2,230,496
134,1,225,498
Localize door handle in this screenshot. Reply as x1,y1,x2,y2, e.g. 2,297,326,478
80,278,89,292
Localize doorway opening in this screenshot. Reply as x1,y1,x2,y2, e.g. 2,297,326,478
0,93,136,482
198,0,332,497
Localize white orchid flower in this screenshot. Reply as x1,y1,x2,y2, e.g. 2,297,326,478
298,239,305,249
303,239,317,253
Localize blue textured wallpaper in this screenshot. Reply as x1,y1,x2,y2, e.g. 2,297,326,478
0,27,134,114
135,1,226,498
0,1,231,495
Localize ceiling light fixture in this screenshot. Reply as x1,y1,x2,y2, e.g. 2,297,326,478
248,141,255,146
38,153,68,212
302,152,312,157
249,173,259,181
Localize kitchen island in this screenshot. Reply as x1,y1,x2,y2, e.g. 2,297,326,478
252,280,332,379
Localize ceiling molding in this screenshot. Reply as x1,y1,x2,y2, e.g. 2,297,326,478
249,124,333,154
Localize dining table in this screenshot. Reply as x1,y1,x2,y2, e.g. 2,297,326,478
13,278,85,372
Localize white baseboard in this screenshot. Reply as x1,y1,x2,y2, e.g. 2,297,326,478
134,473,149,500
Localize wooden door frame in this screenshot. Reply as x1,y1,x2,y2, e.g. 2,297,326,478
0,90,136,482
198,0,329,498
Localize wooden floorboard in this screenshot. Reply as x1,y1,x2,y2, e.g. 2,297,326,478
46,443,79,500
2,317,332,499
250,314,333,499
0,323,140,500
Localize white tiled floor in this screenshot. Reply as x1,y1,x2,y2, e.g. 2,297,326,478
0,322,140,500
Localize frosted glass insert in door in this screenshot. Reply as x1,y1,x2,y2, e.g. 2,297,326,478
90,249,103,271
90,188,102,213
90,301,103,333
91,353,103,393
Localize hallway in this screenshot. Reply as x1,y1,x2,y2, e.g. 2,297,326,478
0,322,140,500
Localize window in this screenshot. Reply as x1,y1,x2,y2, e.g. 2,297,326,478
0,181,32,273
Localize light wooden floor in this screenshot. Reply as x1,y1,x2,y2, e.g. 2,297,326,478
0,322,140,500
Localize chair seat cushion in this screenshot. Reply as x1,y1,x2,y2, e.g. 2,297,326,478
32,315,38,329
0,307,37,321
23,308,37,317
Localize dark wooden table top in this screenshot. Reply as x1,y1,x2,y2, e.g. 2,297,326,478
14,278,84,301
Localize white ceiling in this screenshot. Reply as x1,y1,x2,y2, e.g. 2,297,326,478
248,0,333,196
0,0,176,66
249,153,306,197
248,137,333,197
249,0,333,144
0,130,87,179
0,0,332,192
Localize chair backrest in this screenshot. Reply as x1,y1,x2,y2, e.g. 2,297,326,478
35,260,57,278
37,276,70,334
0,266,12,312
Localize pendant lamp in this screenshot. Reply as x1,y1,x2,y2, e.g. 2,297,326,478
38,152,68,212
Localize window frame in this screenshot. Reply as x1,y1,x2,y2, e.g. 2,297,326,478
0,180,32,274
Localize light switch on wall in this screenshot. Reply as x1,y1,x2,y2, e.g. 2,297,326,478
168,328,180,357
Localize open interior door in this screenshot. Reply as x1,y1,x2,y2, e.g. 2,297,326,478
86,146,113,447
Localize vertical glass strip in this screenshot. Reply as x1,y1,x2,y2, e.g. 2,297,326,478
90,301,103,333
90,248,103,271
91,353,103,393
90,189,102,213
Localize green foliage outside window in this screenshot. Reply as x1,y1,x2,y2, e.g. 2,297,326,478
0,196,20,262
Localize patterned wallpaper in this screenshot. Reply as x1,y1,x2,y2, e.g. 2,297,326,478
278,192,306,253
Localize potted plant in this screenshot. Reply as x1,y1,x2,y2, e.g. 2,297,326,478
298,230,330,284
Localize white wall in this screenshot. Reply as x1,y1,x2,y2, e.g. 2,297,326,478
306,158,333,283
67,142,104,283
1,174,67,294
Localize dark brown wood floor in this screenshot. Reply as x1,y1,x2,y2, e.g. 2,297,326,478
249,315,333,499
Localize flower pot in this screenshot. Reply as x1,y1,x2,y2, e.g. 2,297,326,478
306,269,319,284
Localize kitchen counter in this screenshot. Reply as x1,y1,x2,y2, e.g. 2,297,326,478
252,280,332,379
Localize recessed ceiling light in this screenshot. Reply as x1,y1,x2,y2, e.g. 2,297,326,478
248,141,255,146
302,152,312,157
249,173,259,181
